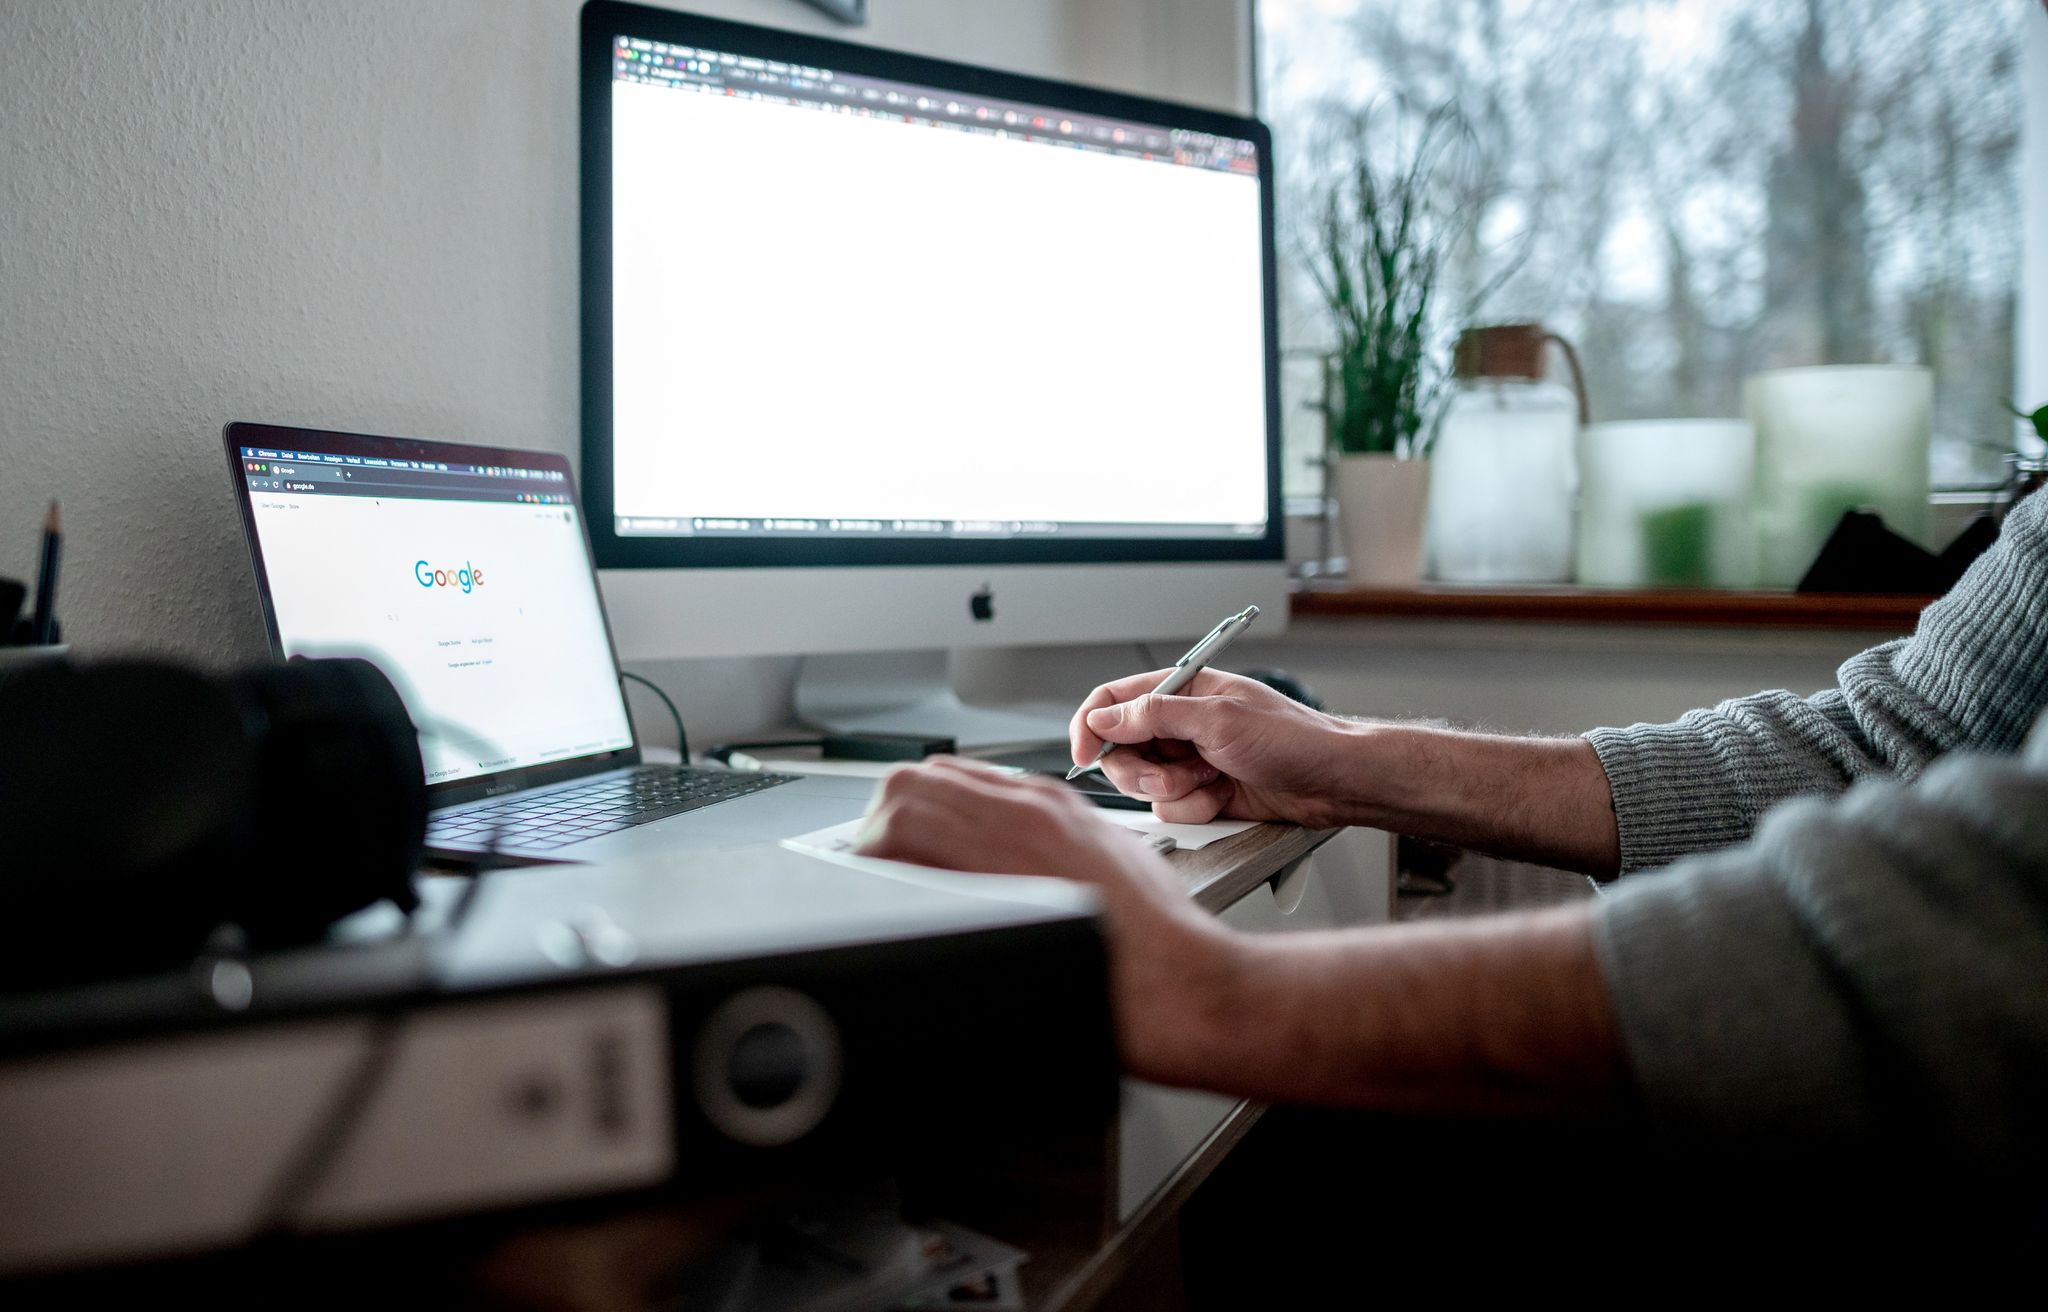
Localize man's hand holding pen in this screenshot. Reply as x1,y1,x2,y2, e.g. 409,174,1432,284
1066,667,1370,827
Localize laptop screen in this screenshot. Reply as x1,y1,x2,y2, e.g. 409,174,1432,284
232,434,635,788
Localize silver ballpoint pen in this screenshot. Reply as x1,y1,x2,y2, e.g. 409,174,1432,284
1067,605,1261,780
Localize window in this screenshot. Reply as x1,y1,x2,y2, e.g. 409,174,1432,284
1260,0,2027,495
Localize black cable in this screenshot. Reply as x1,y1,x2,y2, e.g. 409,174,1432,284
444,818,513,925
620,670,688,761
706,655,826,766
256,820,511,1234
254,1010,406,1236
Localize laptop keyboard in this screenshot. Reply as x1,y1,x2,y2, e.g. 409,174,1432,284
426,767,801,852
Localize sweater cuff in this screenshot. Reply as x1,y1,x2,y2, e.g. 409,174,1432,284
1585,720,1755,874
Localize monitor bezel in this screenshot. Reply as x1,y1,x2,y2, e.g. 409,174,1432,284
580,0,1286,571
221,420,645,807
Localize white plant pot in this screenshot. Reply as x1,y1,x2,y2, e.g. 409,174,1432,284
1334,454,1429,586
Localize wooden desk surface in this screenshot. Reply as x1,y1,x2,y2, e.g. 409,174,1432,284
1174,821,1338,914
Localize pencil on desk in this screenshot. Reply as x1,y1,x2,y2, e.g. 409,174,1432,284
31,500,61,646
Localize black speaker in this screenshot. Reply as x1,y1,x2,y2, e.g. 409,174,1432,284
0,657,426,989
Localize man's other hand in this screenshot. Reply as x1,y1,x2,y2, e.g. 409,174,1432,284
854,758,1235,1082
856,757,1192,921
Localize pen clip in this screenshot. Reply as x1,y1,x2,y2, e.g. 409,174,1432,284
1175,618,1233,667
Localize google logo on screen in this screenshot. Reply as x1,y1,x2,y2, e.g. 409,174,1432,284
415,560,485,593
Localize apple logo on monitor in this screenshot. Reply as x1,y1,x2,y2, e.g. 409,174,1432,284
970,584,994,622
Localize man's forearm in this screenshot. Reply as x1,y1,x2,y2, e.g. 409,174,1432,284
1328,722,1621,876
1138,906,1632,1117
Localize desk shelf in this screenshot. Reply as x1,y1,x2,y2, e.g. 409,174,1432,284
1291,583,1931,632
1176,823,1339,914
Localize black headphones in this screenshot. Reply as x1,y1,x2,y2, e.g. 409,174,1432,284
0,657,426,990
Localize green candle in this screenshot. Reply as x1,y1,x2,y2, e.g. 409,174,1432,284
1641,501,1713,587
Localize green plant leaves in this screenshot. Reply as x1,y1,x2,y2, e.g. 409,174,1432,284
1307,104,1478,457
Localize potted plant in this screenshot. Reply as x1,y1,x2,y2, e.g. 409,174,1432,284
1307,106,1479,586
2003,399,2048,521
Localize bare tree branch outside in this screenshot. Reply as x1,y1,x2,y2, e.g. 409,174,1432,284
1261,0,2027,492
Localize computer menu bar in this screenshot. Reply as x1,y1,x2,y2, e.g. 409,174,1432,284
611,36,1259,176
239,448,572,507
614,515,1265,540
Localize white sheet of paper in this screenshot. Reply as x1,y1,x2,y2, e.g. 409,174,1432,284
786,805,1257,865
1100,811,1259,850
727,752,900,778
777,821,1098,910
739,755,1261,850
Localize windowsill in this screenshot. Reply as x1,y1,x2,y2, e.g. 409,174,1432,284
1290,582,1933,631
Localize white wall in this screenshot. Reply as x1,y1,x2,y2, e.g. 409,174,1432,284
1064,0,1252,112
0,0,1242,742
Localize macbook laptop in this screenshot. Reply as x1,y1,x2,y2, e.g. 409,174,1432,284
224,422,873,863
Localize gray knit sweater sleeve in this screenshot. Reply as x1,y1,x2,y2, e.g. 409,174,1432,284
1586,491,2048,873
1592,719,2048,1167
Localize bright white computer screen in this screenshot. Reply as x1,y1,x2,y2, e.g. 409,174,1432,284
238,445,635,786
606,36,1271,546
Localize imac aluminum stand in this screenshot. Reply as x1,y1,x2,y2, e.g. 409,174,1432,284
793,650,1070,748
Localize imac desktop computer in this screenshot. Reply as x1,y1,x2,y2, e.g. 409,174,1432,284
581,3,1288,745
